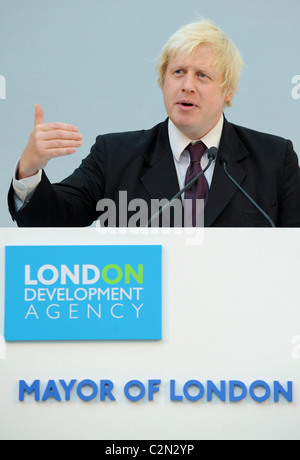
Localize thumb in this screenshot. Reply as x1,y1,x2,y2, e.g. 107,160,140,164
34,103,44,126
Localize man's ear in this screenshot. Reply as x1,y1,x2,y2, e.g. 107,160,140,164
225,92,233,104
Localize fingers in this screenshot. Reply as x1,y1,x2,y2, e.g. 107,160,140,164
40,122,79,133
32,105,83,157
46,147,78,157
35,125,83,156
44,138,82,151
34,104,44,126
41,129,82,141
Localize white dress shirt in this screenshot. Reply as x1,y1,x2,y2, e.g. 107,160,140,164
12,115,224,211
168,114,224,193
13,167,42,212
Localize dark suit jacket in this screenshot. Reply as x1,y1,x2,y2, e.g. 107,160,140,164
8,117,300,227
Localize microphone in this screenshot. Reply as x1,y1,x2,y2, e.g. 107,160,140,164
147,146,218,227
219,152,276,228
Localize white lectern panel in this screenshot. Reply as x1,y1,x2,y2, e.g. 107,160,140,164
0,228,299,440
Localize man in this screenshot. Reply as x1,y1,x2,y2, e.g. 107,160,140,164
8,20,300,227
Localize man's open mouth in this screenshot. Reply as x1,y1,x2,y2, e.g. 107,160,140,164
178,102,197,109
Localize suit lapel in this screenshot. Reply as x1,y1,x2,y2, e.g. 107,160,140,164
141,119,183,226
140,119,181,203
205,118,250,227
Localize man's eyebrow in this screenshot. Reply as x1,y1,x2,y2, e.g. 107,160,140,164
169,61,187,69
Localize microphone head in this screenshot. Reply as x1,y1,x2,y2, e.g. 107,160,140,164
219,151,230,166
207,146,218,161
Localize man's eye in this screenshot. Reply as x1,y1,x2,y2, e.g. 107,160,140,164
174,69,183,75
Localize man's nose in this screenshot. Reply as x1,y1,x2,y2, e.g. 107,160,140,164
182,73,196,93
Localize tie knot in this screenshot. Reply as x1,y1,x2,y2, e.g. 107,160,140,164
188,142,206,163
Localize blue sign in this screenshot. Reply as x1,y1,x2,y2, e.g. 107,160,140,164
4,245,162,341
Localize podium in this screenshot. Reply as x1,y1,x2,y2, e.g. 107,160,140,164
0,227,300,440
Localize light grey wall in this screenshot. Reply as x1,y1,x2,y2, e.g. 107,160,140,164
1,0,300,226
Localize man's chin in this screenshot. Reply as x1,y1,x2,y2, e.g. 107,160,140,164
175,122,204,140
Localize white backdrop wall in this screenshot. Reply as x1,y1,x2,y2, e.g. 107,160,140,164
0,0,300,227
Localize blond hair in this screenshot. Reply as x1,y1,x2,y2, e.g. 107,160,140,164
156,20,243,107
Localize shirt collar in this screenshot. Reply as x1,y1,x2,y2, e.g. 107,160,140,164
168,114,224,161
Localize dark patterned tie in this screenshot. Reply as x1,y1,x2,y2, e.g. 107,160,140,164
184,141,208,226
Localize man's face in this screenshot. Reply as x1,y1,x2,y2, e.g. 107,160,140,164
162,43,232,139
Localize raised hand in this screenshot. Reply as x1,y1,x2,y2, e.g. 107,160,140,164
18,104,83,179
